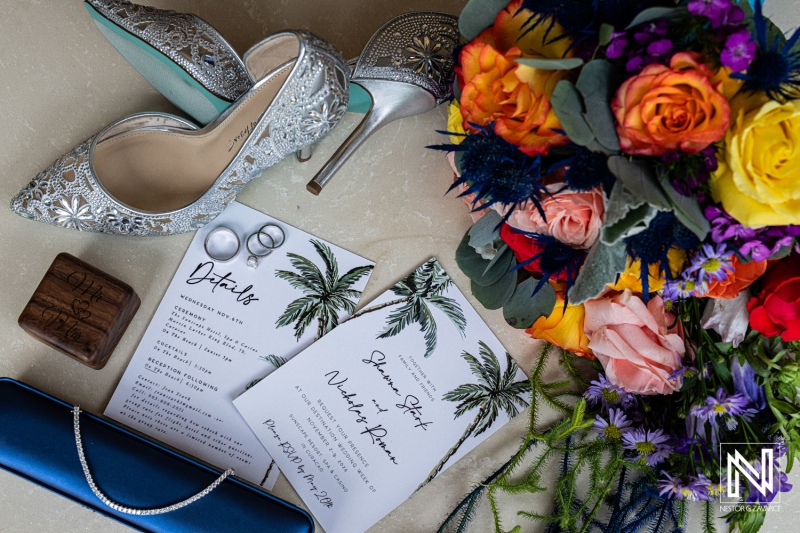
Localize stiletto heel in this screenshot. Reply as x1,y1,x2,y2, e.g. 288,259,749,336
11,32,349,236
306,12,459,194
296,145,313,162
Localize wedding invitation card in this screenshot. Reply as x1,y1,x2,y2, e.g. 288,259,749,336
105,202,374,489
234,258,530,532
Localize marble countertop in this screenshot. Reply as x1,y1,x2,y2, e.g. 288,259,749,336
0,1,798,532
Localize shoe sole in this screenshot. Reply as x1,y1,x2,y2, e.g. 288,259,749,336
85,2,231,124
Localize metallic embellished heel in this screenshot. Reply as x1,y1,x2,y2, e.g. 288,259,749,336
11,32,349,236
84,0,251,125
306,12,459,195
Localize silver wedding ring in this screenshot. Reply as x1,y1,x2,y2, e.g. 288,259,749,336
256,224,285,249
204,226,240,262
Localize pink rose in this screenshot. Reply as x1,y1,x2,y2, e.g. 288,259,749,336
497,184,605,248
584,290,685,395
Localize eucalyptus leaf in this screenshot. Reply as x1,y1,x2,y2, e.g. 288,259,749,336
607,156,670,208
661,179,710,240
468,210,502,248
598,23,614,46
459,0,509,40
767,245,793,260
576,60,620,152
482,244,512,277
454,150,465,175
516,57,584,70
503,277,556,329
471,270,517,310
568,239,628,304
551,80,595,147
625,7,684,30
456,231,513,286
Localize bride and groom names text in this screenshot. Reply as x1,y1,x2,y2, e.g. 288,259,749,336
325,350,434,466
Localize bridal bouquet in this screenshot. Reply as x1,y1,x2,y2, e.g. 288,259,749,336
436,0,800,531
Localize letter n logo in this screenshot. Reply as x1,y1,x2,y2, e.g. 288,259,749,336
722,444,774,502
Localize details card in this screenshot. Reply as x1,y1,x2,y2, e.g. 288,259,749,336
104,202,374,489
234,258,531,532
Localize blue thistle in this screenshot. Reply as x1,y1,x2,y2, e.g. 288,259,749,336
519,0,671,47
511,231,585,306
563,147,616,193
624,212,695,301
731,0,800,101
429,124,567,223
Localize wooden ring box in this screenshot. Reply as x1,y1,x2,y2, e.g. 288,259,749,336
18,253,140,369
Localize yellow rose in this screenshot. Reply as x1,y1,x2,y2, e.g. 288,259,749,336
526,297,593,359
447,101,465,144
609,248,686,294
710,98,800,228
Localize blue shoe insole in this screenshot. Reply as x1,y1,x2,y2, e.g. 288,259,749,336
86,2,374,122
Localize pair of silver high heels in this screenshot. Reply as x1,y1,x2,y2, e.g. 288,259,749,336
10,0,458,236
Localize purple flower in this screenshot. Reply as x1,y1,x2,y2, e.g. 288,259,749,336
633,20,669,45
585,375,636,409
623,428,673,466
626,55,646,72
594,408,634,440
705,205,799,262
658,472,714,501
721,29,757,72
745,455,792,504
691,388,750,421
731,358,766,411
685,243,734,283
647,38,674,57
606,31,628,59
663,276,708,301
687,0,731,24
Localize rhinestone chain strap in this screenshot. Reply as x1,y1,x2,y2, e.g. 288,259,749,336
72,406,234,516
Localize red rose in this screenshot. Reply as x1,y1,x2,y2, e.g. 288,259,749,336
500,223,545,275
747,255,800,341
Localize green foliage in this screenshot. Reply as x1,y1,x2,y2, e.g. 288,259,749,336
516,57,585,70
275,239,373,340
502,277,556,329
458,0,509,40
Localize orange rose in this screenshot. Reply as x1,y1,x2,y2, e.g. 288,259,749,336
527,296,594,359
705,257,767,299
612,52,730,156
458,0,572,155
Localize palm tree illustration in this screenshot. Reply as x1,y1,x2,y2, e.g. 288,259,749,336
244,355,288,392
419,342,531,488
275,239,373,341
347,258,467,357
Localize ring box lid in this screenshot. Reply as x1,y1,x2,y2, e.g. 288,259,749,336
18,253,140,369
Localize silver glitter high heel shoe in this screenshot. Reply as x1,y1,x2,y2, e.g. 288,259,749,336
84,1,459,181
10,31,348,236
306,12,459,195
84,0,373,125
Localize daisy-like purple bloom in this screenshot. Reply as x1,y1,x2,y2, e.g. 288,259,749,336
685,243,734,284
721,28,757,72
594,408,634,440
622,428,673,466
658,472,714,501
585,375,635,409
691,388,750,421
663,276,708,301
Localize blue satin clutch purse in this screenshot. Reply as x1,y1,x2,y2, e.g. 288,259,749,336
0,378,314,532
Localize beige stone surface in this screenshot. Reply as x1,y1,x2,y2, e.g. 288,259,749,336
0,1,799,532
